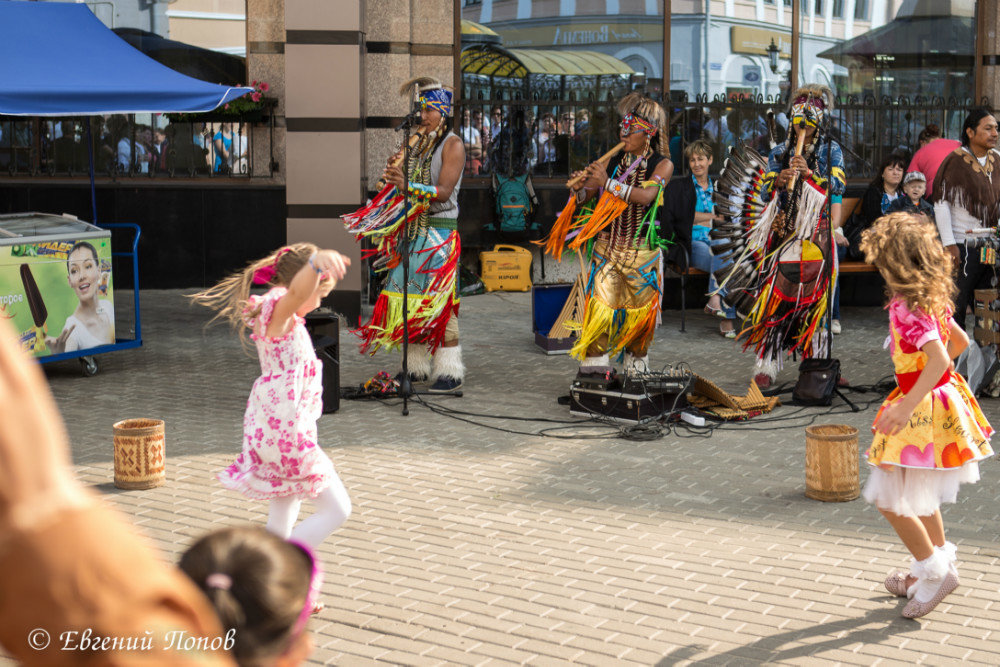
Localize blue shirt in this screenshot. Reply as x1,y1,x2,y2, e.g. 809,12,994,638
762,137,846,204
692,174,714,213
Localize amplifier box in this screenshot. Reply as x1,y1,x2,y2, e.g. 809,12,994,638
569,372,691,424
304,309,339,414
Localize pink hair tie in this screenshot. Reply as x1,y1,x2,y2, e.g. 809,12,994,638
205,573,232,591
252,248,292,285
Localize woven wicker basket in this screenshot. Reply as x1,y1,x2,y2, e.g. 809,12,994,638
113,418,165,490
805,424,860,502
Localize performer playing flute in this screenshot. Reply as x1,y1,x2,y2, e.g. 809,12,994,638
722,84,845,388
341,78,466,392
539,93,674,376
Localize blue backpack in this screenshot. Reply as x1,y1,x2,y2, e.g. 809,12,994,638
489,173,538,234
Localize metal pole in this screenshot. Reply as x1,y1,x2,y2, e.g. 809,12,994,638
703,0,710,98
663,0,671,98
974,0,986,104
454,0,462,104
790,0,799,91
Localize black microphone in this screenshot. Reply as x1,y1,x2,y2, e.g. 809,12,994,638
395,106,422,131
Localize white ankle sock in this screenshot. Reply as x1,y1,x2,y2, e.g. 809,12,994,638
910,550,950,604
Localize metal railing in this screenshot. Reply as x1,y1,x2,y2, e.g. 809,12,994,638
458,91,993,182
0,112,276,180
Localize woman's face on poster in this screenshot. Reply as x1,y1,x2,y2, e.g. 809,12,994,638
67,247,99,301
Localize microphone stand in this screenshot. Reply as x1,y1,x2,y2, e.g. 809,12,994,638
395,106,421,416
822,120,858,411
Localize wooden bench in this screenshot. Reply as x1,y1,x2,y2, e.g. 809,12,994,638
666,250,877,332
680,262,876,275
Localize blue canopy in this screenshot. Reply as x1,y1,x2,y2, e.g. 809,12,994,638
0,1,252,116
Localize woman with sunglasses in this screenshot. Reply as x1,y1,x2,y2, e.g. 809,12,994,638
539,92,674,377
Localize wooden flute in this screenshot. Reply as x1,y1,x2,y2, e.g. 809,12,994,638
377,126,430,190
566,141,626,190
786,120,807,192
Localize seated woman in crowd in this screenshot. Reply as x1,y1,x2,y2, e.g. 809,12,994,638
663,139,736,338
832,153,908,334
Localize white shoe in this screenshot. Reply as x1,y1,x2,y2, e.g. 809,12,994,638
831,319,842,335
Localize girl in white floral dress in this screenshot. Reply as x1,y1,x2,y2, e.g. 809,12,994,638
193,243,352,549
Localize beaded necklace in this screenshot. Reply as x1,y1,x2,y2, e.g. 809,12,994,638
608,150,650,255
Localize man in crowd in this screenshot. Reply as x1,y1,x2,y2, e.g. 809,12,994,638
931,109,1000,328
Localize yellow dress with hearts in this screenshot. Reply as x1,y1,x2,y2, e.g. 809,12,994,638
863,299,994,517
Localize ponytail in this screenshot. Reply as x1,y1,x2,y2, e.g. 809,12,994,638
189,243,318,347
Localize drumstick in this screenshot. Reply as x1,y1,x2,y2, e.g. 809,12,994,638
566,142,626,190
786,120,807,192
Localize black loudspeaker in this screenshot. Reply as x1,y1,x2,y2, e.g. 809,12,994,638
304,309,340,414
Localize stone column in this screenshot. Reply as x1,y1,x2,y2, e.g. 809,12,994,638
278,0,456,323
283,0,366,321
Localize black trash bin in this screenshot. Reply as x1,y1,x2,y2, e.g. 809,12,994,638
304,309,340,414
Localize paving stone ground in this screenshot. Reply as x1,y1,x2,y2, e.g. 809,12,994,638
6,290,1000,665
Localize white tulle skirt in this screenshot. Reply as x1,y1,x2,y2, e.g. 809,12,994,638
863,463,982,517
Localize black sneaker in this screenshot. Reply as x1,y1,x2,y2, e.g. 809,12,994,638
428,376,463,392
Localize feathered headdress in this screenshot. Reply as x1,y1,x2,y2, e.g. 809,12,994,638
399,76,454,116
788,84,834,130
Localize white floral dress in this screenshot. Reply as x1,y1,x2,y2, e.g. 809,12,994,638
218,287,336,499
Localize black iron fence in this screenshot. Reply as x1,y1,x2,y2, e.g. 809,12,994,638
457,92,994,182
0,111,275,179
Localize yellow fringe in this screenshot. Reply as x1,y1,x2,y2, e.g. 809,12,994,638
568,191,628,250
568,295,659,361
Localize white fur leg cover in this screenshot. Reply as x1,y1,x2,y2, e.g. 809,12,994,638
402,344,431,379
624,354,649,374
753,357,779,381
432,345,464,381
581,354,612,373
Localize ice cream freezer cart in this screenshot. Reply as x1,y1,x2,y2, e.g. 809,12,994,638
0,212,141,376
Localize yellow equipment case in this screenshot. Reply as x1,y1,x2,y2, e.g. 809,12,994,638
479,244,532,292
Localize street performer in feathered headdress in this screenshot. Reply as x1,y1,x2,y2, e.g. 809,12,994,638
538,92,674,378
713,84,845,388
341,77,466,392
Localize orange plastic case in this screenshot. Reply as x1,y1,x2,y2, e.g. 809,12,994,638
479,244,532,292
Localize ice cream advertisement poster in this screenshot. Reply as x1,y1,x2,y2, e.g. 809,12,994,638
0,239,115,357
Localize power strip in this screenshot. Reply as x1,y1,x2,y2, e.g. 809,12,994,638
680,411,705,427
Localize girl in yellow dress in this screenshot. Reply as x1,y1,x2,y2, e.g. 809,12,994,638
860,212,994,619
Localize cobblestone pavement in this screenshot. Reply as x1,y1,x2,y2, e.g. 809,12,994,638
8,290,1000,665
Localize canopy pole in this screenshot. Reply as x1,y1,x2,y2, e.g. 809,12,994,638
86,118,97,224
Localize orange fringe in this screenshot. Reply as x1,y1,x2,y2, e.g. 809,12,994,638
568,191,628,250
535,196,578,259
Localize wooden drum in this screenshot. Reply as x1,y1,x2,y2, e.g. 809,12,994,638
805,424,860,502
113,418,165,490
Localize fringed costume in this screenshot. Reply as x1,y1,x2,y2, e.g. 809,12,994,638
929,144,1000,328
341,78,466,389
713,85,845,385
538,94,672,372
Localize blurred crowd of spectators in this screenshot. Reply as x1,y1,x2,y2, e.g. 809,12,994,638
0,115,251,177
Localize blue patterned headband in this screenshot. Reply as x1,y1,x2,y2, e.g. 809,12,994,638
419,88,453,116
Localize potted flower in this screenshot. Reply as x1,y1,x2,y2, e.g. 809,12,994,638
167,81,276,123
